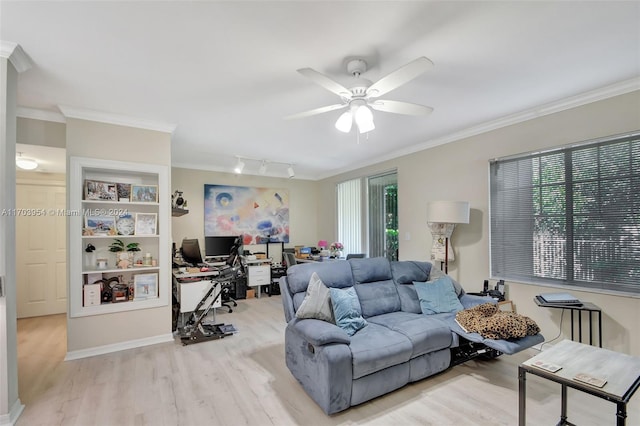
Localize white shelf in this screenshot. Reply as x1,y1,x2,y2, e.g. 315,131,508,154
82,235,159,239
82,266,160,275
69,156,170,318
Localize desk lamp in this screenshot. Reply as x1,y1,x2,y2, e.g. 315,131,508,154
426,201,470,273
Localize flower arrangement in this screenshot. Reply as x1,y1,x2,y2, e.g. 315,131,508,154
330,242,344,251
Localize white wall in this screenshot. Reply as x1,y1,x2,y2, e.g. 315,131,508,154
171,168,319,264
0,56,23,425
317,91,640,356
65,118,172,353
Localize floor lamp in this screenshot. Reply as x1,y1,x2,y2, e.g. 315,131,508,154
427,201,470,274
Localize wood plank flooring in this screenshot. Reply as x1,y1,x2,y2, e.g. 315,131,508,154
17,296,640,425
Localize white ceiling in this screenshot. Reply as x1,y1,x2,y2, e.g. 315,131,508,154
2,1,639,179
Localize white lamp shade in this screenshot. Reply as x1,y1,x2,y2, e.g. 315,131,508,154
426,201,470,224
355,105,375,133
335,111,353,133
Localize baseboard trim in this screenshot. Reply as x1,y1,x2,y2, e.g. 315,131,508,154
0,398,25,426
64,333,174,361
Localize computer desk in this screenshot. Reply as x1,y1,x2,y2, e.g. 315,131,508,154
173,269,222,326
534,297,602,347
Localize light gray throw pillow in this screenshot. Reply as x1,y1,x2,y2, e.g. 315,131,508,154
295,272,335,323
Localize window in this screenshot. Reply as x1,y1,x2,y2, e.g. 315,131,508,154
337,178,363,256
336,170,398,260
368,172,398,260
490,132,639,295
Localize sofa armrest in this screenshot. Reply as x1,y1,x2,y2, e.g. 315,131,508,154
279,276,296,323
289,318,351,346
459,293,496,309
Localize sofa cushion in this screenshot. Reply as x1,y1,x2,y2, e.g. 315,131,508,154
391,261,433,313
368,311,452,357
391,261,432,284
295,272,334,323
414,276,464,314
349,323,413,379
286,261,354,312
330,286,367,336
350,257,401,318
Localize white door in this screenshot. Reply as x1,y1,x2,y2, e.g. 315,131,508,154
16,182,67,317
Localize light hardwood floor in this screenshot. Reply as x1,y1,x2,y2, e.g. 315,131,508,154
17,296,640,425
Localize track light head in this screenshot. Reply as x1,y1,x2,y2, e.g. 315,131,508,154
287,165,295,179
234,158,245,174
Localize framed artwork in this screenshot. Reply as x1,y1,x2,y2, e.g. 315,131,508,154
116,183,131,202
84,215,116,235
84,180,117,201
131,184,158,203
204,184,290,244
135,213,157,235
133,273,158,300
498,300,515,312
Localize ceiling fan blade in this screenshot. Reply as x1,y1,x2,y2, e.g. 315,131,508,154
297,68,353,99
370,100,433,116
366,57,434,98
284,103,347,120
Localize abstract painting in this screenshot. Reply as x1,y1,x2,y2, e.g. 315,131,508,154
204,184,289,244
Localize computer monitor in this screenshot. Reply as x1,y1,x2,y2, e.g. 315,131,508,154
205,236,240,258
181,238,203,266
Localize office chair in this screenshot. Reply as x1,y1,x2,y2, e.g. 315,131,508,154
283,252,297,268
217,237,244,312
346,253,366,260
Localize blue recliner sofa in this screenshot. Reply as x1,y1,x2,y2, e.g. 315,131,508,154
279,257,543,415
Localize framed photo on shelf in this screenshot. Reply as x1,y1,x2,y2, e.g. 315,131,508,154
135,212,157,235
84,180,117,201
84,214,116,235
134,273,158,300
116,183,132,202
131,184,158,203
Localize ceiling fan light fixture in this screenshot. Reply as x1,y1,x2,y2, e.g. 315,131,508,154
234,158,245,174
355,105,375,133
335,111,353,133
16,152,38,170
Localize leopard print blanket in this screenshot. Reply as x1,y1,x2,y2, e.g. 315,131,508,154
455,303,540,340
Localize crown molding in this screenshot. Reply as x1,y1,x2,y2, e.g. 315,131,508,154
0,41,32,73
58,105,177,134
316,77,640,180
16,106,66,123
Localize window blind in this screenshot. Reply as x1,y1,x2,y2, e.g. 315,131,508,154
490,132,640,294
337,178,362,256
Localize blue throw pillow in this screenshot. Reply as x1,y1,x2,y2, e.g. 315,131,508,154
414,275,464,315
329,286,367,336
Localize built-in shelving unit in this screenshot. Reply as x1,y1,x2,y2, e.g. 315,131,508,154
69,156,170,318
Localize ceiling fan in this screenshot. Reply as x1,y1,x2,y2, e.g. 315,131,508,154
285,57,434,134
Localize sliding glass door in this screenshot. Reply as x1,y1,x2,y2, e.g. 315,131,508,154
336,170,398,260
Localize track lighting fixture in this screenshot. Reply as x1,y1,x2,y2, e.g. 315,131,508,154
234,158,245,174
232,157,296,178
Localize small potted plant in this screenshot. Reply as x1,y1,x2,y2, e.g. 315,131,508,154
109,239,141,268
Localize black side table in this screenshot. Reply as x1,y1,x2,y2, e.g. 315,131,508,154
534,297,602,347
